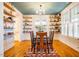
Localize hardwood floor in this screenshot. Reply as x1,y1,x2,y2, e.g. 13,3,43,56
53,40,79,57
4,40,79,57
4,40,31,57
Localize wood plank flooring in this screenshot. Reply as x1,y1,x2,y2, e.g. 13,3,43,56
4,40,79,57
53,40,79,57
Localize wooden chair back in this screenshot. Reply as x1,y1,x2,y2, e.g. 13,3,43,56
36,32,48,49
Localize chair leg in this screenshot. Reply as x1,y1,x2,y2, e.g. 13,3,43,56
51,44,53,51
31,46,33,52
36,46,38,54
45,46,48,56
33,47,35,54
48,47,49,54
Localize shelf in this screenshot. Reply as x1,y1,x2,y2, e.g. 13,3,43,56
55,17,61,19
23,28,32,30
23,20,32,22
4,16,15,23
50,21,60,24
4,10,15,17
23,23,32,26
4,32,14,40
4,32,14,34
23,24,32,26
50,24,60,26
23,31,32,33
50,20,60,22
4,27,14,29
23,16,32,19
50,27,59,29
4,3,15,11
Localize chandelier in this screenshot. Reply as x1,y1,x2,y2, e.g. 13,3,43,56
36,4,45,15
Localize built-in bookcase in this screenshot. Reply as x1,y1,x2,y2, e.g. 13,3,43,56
23,17,32,33
4,2,15,51
22,16,32,40
49,14,61,32
4,2,15,40
4,17,15,40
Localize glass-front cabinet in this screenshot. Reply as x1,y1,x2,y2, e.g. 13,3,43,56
61,3,79,39
74,23,79,38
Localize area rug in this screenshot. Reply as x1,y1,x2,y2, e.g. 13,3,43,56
25,48,60,57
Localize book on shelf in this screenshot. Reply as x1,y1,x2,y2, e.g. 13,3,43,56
23,28,32,30
4,10,15,17
23,31,32,33
23,20,32,22
23,23,32,26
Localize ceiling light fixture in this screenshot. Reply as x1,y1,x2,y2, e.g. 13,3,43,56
36,4,45,15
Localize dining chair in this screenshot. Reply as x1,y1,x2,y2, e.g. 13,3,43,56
36,32,48,54
30,31,36,53
48,31,54,53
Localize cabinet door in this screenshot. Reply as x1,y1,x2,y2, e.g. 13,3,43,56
62,14,65,23
65,11,70,23
61,14,64,24
65,24,68,36
74,23,79,38
69,23,74,37
61,24,64,35
77,4,79,21
71,7,75,22
71,5,79,22
61,23,68,35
